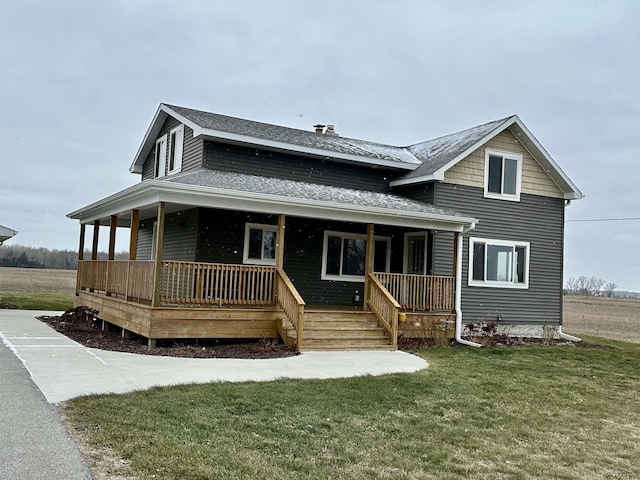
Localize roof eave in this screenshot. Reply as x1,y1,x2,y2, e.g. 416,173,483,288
508,118,583,200
68,181,477,232
129,104,204,174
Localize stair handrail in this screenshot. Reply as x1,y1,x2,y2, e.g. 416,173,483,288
366,272,400,348
275,268,306,351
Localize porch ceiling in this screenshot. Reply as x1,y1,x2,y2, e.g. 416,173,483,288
67,170,478,232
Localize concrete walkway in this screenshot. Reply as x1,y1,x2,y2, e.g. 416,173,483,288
0,310,428,404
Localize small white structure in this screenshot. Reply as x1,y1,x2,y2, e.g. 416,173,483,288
0,225,18,246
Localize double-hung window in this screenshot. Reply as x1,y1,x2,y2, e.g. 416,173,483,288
155,134,167,178
322,231,390,281
243,223,277,265
468,237,530,288
168,125,184,175
484,149,522,201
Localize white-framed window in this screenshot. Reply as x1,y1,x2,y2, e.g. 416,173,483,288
155,134,167,178
484,149,522,201
468,237,530,289
404,232,430,275
243,223,278,265
321,230,390,282
168,125,184,174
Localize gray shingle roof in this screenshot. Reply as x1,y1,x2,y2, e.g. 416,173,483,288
162,169,468,219
398,116,513,181
165,104,421,167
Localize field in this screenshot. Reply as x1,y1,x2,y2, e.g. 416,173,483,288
0,267,76,310
0,266,76,294
564,295,640,343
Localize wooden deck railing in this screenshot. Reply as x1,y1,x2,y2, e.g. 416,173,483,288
366,272,400,348
374,273,455,311
77,260,277,306
275,268,305,350
159,261,276,305
77,260,155,302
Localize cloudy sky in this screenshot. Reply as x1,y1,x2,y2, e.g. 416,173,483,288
1,0,638,291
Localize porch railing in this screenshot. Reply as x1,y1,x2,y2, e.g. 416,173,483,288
374,273,455,311
77,260,155,302
159,261,276,305
77,260,277,306
366,272,400,348
275,268,305,350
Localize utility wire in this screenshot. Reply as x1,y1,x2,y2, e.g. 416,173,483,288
565,217,640,222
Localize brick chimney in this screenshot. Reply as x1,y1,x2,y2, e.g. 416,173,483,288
314,124,325,134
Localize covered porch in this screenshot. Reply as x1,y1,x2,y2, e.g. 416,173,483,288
68,175,477,351
75,258,459,351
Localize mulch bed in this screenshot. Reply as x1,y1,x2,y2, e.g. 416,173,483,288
37,306,296,359
35,307,595,359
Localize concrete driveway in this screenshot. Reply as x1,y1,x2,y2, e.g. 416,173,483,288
0,310,428,404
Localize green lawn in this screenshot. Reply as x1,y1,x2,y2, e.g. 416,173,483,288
0,291,74,311
64,337,640,480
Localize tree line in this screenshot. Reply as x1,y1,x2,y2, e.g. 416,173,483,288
565,275,618,297
0,244,128,270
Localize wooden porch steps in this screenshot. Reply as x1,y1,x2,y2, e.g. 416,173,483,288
278,309,395,352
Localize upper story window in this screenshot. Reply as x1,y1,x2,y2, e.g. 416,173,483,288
155,134,167,178
322,231,390,282
468,237,529,289
243,223,277,265
168,125,184,175
484,149,522,201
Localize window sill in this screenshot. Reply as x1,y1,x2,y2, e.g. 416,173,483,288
468,281,528,289
483,192,521,202
321,274,365,283
242,258,277,266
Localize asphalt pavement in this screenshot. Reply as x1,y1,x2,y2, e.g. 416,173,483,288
0,338,92,479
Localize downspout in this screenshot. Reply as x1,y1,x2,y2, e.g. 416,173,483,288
559,200,580,342
557,327,581,342
455,223,483,347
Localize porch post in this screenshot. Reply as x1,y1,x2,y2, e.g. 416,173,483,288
364,223,375,309
78,224,85,261
276,214,285,269
76,224,86,295
125,209,139,301
108,215,117,261
129,209,139,261
91,220,100,260
151,202,166,307
89,221,99,292
106,215,117,296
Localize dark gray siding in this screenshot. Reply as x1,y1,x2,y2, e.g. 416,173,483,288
204,141,395,193
135,209,199,261
194,209,407,305
141,117,204,181
394,183,435,205
181,124,203,172
431,183,565,326
196,210,278,264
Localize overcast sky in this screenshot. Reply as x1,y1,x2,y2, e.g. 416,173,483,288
1,0,638,291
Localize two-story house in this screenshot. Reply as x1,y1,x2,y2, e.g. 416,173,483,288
68,104,582,351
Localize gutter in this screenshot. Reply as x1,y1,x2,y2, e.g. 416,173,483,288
454,223,483,347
